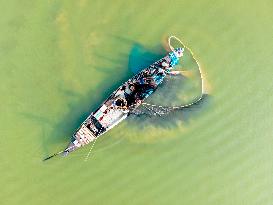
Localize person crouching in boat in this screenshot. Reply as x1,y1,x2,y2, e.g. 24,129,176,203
114,98,128,110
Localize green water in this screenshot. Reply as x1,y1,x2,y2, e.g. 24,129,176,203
1,0,273,204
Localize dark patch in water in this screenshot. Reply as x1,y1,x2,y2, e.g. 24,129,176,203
128,43,165,74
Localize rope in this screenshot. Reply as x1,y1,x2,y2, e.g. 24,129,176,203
138,36,204,113
84,137,97,161
83,125,105,161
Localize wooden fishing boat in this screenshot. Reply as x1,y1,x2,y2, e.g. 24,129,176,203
43,36,204,161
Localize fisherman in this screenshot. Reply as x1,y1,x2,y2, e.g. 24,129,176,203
115,85,126,98
114,98,127,110
125,81,152,106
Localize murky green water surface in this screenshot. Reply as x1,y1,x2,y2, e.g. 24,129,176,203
1,1,273,205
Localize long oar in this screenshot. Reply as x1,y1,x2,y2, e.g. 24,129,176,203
43,150,64,161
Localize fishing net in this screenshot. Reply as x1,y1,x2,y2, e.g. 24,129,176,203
131,45,204,117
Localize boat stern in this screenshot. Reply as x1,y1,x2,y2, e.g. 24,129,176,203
63,123,98,157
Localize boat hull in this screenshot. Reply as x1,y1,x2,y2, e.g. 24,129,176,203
62,48,182,156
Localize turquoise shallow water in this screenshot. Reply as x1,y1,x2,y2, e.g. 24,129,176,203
1,0,273,205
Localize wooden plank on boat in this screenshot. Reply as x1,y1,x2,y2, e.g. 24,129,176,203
74,124,96,146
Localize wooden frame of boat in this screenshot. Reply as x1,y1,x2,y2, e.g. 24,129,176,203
43,36,204,161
